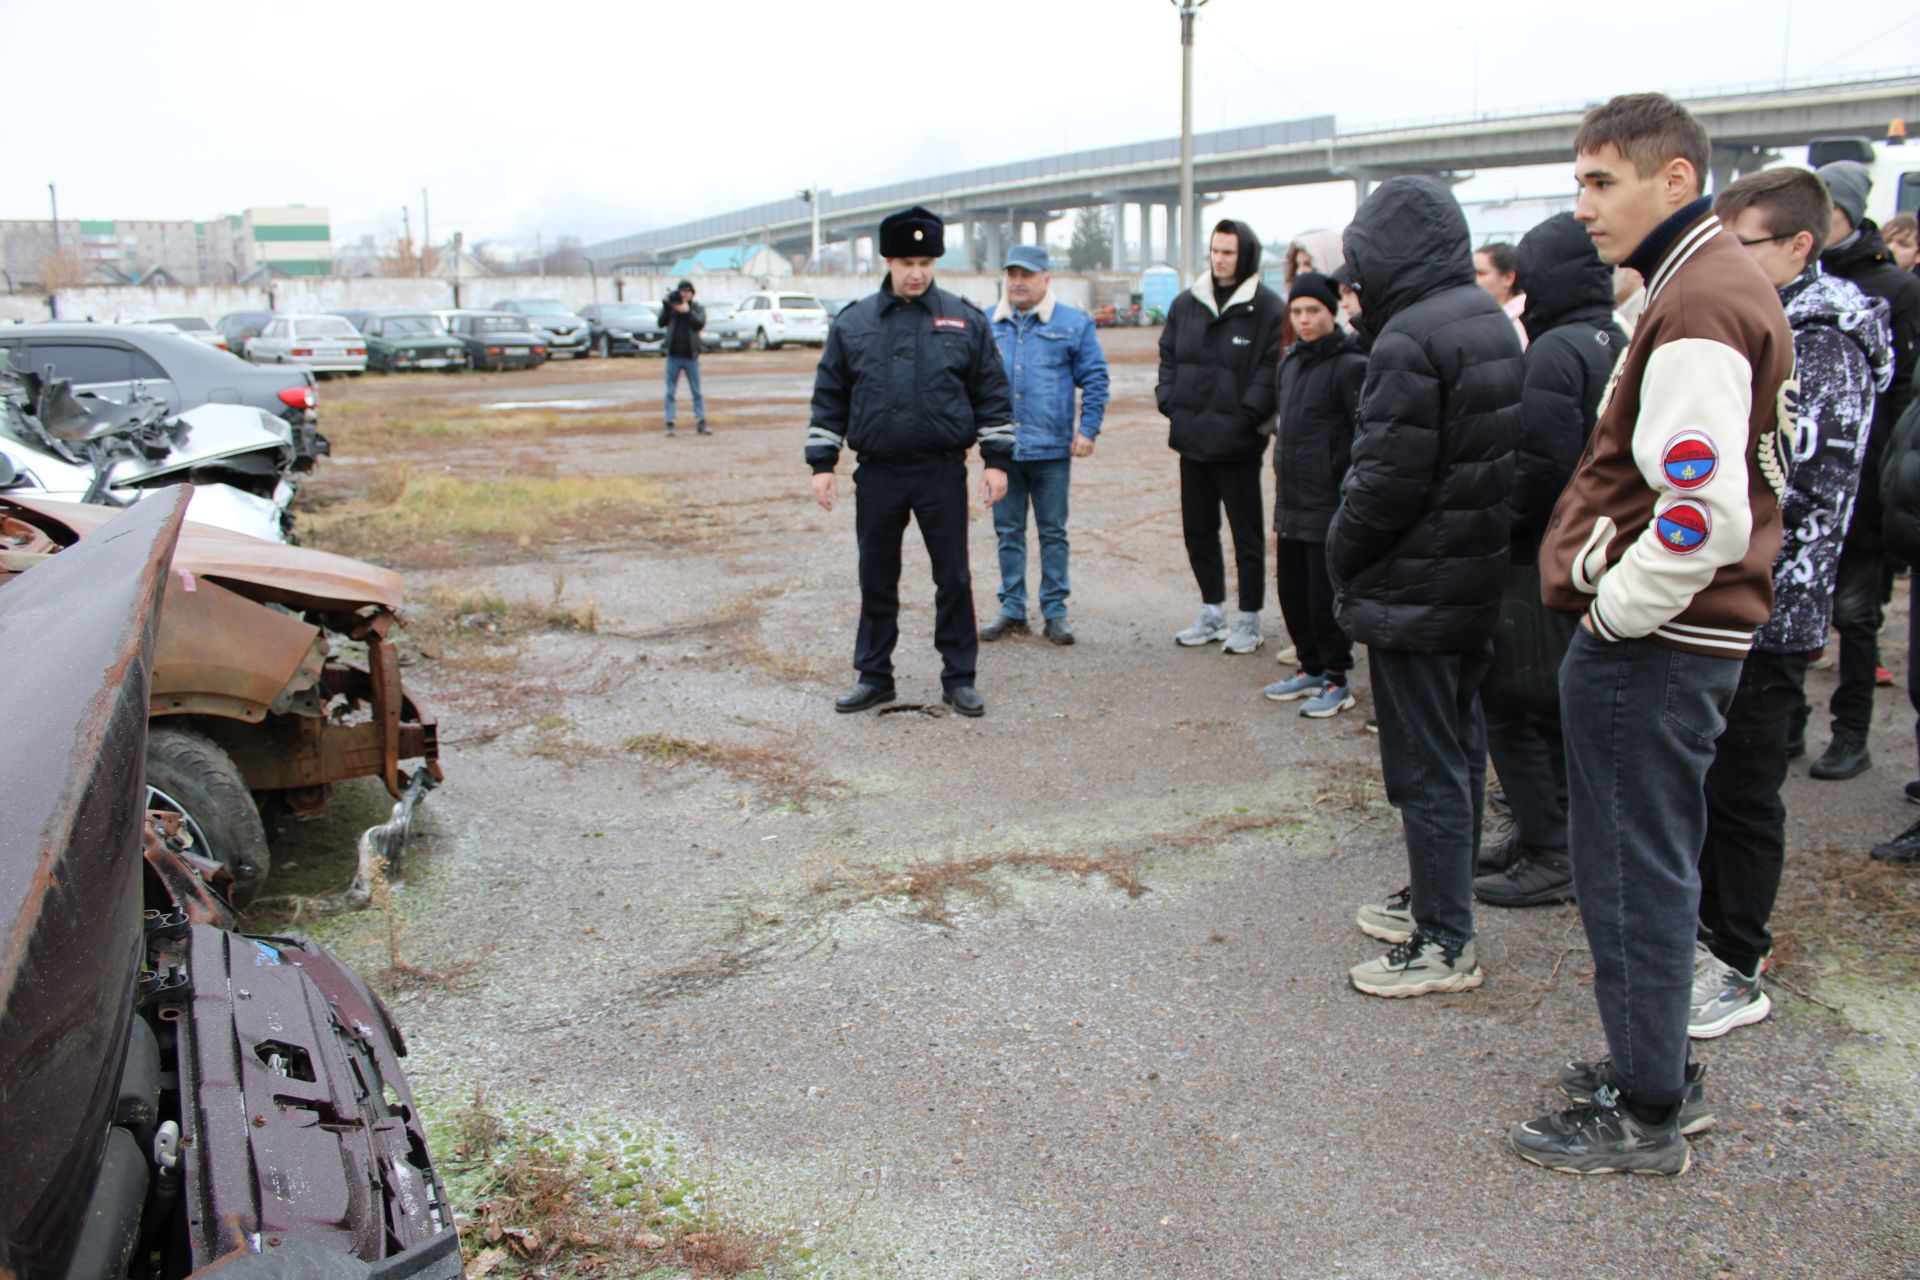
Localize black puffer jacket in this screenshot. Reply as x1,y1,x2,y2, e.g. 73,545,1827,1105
1272,329,1366,541
1823,221,1920,545
1510,213,1627,554
1155,220,1285,462
1326,177,1524,652
1880,395,1920,565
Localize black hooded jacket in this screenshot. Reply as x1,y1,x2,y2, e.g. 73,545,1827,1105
1271,328,1367,541
1823,221,1920,545
1326,177,1524,652
1509,213,1627,555
1155,220,1285,463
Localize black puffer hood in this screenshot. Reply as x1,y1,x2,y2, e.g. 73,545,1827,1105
1212,219,1263,292
1516,213,1615,340
1341,177,1475,329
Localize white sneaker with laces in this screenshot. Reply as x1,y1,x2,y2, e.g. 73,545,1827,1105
1688,950,1771,1038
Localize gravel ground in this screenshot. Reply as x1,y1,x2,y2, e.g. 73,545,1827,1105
275,331,1920,1279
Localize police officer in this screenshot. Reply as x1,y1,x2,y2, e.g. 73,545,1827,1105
807,205,1015,718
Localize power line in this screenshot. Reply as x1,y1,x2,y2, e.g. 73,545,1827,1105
1806,14,1920,73
1199,10,1325,117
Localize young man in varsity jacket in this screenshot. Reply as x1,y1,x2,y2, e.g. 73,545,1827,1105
1511,95,1795,1177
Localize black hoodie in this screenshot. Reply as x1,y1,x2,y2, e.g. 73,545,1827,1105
1154,219,1286,462
1325,177,1524,652
1509,213,1628,552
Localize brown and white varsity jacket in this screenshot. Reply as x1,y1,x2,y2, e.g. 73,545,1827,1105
1539,199,1796,658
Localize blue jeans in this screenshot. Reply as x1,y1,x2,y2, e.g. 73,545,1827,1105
992,458,1072,619
1560,629,1740,1106
663,355,704,424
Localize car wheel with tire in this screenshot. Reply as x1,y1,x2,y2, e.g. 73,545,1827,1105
145,725,271,903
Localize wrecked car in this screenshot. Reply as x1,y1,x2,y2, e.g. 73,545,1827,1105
0,492,442,902
1,368,297,543
0,488,461,1280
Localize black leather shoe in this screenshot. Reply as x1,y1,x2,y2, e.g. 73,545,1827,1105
980,614,1028,642
696,421,711,436
1044,617,1076,645
834,682,895,714
942,685,985,717
1474,848,1575,907
1809,734,1871,780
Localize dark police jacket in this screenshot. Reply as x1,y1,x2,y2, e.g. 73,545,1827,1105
806,278,1014,473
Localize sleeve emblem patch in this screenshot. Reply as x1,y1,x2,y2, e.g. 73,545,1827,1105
1661,431,1719,490
1655,498,1711,554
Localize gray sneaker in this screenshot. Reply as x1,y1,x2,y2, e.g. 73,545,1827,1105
1175,606,1229,646
1264,671,1326,702
1558,1058,1715,1135
1221,612,1264,655
1349,933,1484,998
1355,886,1414,943
1301,682,1355,718
1688,952,1771,1039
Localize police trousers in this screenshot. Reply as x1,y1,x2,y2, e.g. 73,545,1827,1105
853,456,978,689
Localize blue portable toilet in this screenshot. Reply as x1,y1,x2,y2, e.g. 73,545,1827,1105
1140,266,1179,317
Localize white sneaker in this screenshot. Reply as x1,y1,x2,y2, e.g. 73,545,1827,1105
1355,886,1414,943
1221,612,1264,654
1175,606,1229,646
1688,951,1771,1039
1350,934,1484,998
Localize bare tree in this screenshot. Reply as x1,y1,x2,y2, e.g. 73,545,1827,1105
540,236,588,276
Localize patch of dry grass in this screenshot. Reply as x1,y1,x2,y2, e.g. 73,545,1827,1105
620,732,827,804
302,467,669,562
404,574,601,658
1770,840,1920,996
810,810,1295,925
321,397,654,454
448,1094,776,1279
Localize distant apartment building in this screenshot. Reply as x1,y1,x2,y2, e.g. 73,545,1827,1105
0,205,331,289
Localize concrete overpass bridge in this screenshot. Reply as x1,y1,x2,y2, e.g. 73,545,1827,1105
585,69,1920,276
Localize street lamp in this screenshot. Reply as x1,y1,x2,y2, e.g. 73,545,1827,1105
798,186,822,271
1172,0,1209,285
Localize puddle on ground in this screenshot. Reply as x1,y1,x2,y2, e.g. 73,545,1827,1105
480,398,623,411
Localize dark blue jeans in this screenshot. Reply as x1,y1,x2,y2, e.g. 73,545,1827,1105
663,355,704,425
992,458,1072,620
1367,643,1494,950
1560,629,1741,1107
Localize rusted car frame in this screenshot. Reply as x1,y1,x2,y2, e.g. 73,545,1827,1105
1,493,442,897
0,489,460,1278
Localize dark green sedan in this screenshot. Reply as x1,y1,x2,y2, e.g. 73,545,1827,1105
361,312,469,373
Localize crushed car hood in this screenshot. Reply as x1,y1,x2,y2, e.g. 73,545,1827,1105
122,402,295,483
2,494,401,613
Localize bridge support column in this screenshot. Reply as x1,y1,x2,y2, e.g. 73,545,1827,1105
1134,202,1151,267
1109,203,1124,270
986,221,1005,273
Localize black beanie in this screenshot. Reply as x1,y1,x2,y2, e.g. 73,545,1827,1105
1289,271,1340,315
879,205,945,258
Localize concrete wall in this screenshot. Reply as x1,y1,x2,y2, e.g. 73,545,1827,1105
0,271,1096,323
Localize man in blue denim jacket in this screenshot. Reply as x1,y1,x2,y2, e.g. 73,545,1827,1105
981,244,1110,645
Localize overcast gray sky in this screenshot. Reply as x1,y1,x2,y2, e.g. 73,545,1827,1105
7,0,1916,255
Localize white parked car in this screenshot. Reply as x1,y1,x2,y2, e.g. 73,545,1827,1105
126,314,231,352
734,291,829,349
245,314,368,375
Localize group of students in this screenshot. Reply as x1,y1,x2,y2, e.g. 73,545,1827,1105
1156,92,1917,1175
802,91,1918,1178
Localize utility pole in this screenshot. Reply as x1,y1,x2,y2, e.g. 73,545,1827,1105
421,187,431,272
401,204,413,263
48,181,61,256
1173,0,1208,285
